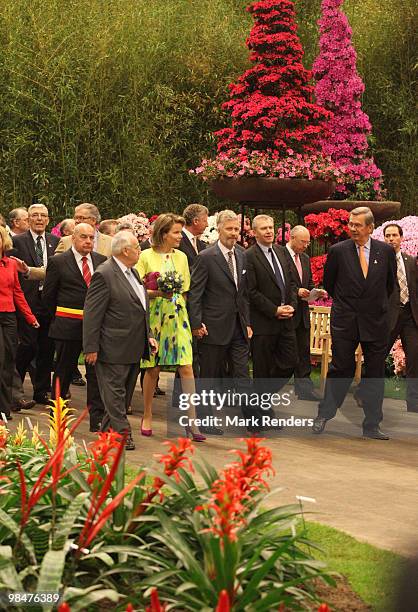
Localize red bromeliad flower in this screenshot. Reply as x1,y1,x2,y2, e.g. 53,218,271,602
318,604,331,612
131,439,194,522
304,209,350,244
198,438,274,541
86,430,123,487
310,255,327,287
57,603,71,612
77,434,144,552
145,588,167,612
216,589,231,612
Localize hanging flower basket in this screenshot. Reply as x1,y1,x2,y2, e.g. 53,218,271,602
301,200,401,222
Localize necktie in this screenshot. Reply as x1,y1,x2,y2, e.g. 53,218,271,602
125,269,146,309
358,245,368,278
294,253,303,282
227,251,236,286
396,253,409,304
81,256,91,287
35,236,44,267
192,236,198,254
268,248,286,300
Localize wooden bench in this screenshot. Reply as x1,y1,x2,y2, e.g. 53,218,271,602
309,305,363,394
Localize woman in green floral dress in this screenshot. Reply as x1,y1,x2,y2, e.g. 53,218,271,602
136,213,205,441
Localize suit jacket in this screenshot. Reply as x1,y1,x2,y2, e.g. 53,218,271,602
56,231,112,257
388,252,418,329
179,231,207,271
42,250,107,340
284,247,314,329
188,243,250,345
324,238,397,342
11,231,60,313
83,257,152,364
246,244,298,335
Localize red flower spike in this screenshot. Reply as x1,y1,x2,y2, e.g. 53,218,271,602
318,605,330,612
58,603,71,612
216,590,231,612
145,588,166,612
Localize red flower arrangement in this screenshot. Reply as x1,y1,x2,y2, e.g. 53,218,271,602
304,208,350,244
143,271,161,290
192,0,340,182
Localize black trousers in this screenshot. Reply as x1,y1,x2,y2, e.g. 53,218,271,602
294,322,315,396
388,303,418,411
96,362,141,434
251,328,298,394
16,309,55,397
52,338,104,427
319,330,388,430
0,313,18,415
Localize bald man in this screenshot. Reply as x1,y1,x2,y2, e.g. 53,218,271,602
284,226,326,400
42,224,106,428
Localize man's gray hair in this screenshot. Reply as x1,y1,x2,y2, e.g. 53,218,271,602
183,203,209,226
75,202,101,223
115,221,134,233
252,214,273,230
217,210,238,227
28,203,48,216
111,230,136,255
9,207,27,227
290,225,310,238
350,206,374,226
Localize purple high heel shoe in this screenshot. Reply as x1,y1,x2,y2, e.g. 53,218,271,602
140,418,152,437
185,426,206,442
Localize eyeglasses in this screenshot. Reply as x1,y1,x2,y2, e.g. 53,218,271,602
30,213,48,219
74,215,94,222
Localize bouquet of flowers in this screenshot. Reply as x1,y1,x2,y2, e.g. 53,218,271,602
157,270,183,295
143,271,161,290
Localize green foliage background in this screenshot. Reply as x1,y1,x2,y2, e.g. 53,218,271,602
0,0,416,221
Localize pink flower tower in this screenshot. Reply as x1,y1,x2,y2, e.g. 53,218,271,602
313,0,384,200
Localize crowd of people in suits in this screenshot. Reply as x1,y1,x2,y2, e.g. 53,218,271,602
0,202,416,449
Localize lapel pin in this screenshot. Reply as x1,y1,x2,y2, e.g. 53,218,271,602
373,260,378,264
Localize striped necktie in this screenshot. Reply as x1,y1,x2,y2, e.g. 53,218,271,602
396,253,409,304
81,256,91,287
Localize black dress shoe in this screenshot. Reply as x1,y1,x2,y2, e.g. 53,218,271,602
362,428,390,440
71,376,86,387
297,391,320,401
154,386,166,397
33,394,51,405
199,426,224,435
125,436,136,451
312,417,328,434
89,424,101,433
12,399,36,411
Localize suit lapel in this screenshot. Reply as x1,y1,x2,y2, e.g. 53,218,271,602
349,240,367,285
181,232,195,259
25,232,38,266
45,233,56,260
65,250,85,284
236,247,244,288
256,244,281,289
111,259,145,310
365,239,381,284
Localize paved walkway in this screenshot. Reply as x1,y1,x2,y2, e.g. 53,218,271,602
9,373,418,558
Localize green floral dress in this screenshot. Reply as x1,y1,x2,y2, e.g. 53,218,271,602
136,248,193,369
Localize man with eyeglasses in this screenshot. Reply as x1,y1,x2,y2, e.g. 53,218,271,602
10,204,59,405
55,203,112,257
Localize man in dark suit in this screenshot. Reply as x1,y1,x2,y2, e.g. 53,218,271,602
285,226,327,400
179,203,208,269
83,231,157,450
313,207,397,439
383,223,418,412
246,215,298,389
42,224,107,429
12,204,60,404
189,210,259,431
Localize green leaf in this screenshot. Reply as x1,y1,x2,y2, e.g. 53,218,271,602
52,492,89,550
0,508,36,563
63,586,120,611
0,546,23,591
37,550,66,603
